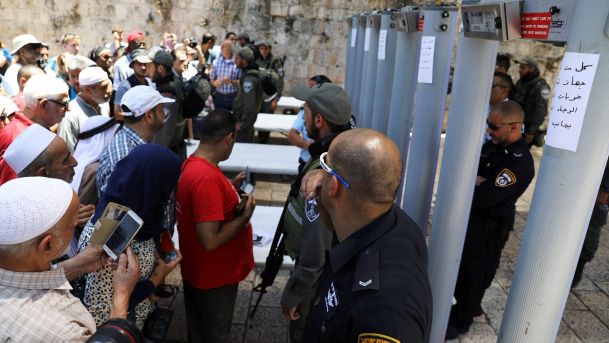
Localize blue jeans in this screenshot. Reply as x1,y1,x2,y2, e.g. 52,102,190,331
213,92,237,111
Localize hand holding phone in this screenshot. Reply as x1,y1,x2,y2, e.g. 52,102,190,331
103,210,144,260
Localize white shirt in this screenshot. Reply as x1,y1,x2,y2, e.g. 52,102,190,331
1,63,21,98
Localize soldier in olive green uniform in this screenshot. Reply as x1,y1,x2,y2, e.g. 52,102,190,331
255,41,284,143
279,83,352,342
233,47,263,143
513,58,550,147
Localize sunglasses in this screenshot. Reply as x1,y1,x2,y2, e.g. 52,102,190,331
46,98,70,109
486,119,521,131
319,152,350,189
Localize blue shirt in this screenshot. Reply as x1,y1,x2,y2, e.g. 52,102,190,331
210,55,240,94
112,53,134,91
292,108,311,162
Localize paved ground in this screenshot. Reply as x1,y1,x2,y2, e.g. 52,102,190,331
160,137,609,343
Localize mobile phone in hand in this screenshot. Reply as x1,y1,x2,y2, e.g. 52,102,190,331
241,167,255,194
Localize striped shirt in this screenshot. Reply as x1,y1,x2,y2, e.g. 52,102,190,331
211,55,241,94
0,267,96,342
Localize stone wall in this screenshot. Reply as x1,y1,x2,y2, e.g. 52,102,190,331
1,0,565,93
1,0,415,92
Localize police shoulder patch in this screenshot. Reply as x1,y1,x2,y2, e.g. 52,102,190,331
540,86,550,99
358,333,400,343
495,168,517,188
305,198,320,222
243,80,253,93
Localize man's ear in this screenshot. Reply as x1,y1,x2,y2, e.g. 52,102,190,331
34,166,48,177
314,113,324,129
225,131,235,144
144,111,155,123
37,98,48,111
36,234,55,259
326,173,340,199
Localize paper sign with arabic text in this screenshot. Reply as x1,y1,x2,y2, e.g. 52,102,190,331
545,52,600,152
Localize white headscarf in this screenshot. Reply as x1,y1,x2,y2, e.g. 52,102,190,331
70,116,120,192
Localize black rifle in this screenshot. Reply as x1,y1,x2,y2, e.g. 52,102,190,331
249,200,289,321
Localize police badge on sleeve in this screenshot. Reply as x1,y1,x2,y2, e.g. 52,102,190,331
495,168,517,187
243,80,253,93
305,198,320,222
324,281,339,313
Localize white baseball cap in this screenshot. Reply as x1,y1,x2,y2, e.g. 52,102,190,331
120,85,174,117
79,67,109,87
11,34,47,55
0,177,74,244
4,124,57,174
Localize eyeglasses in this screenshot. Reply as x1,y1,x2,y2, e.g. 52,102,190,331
46,98,70,110
486,119,521,131
319,152,350,189
492,83,507,89
162,107,170,122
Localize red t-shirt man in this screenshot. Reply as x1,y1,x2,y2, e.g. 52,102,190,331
176,156,254,289
0,112,33,185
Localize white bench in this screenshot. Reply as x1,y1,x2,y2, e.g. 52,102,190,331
277,96,304,110
251,205,294,268
254,113,297,134
172,205,293,269
186,141,300,175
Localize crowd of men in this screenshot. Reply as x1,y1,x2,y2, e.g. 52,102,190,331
0,27,606,343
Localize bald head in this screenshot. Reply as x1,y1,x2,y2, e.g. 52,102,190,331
329,129,402,204
17,65,44,91
491,100,524,122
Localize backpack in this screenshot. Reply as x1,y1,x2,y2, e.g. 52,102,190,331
258,68,281,96
182,71,212,118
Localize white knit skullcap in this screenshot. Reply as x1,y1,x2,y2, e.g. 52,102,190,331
4,124,57,174
0,177,74,244
79,66,109,87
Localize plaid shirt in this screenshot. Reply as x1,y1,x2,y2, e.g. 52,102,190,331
97,125,147,198
211,55,241,94
0,267,96,341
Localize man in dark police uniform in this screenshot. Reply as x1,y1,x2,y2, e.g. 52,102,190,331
447,101,535,339
301,128,433,343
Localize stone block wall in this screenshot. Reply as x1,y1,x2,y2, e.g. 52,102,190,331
1,0,411,92
1,0,565,94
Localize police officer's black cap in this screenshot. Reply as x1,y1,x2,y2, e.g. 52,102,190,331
515,57,539,70
202,33,217,44
293,83,351,126
237,32,250,41
237,47,255,63
150,49,173,69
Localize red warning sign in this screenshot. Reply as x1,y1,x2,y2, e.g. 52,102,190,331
418,15,424,32
521,12,552,39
